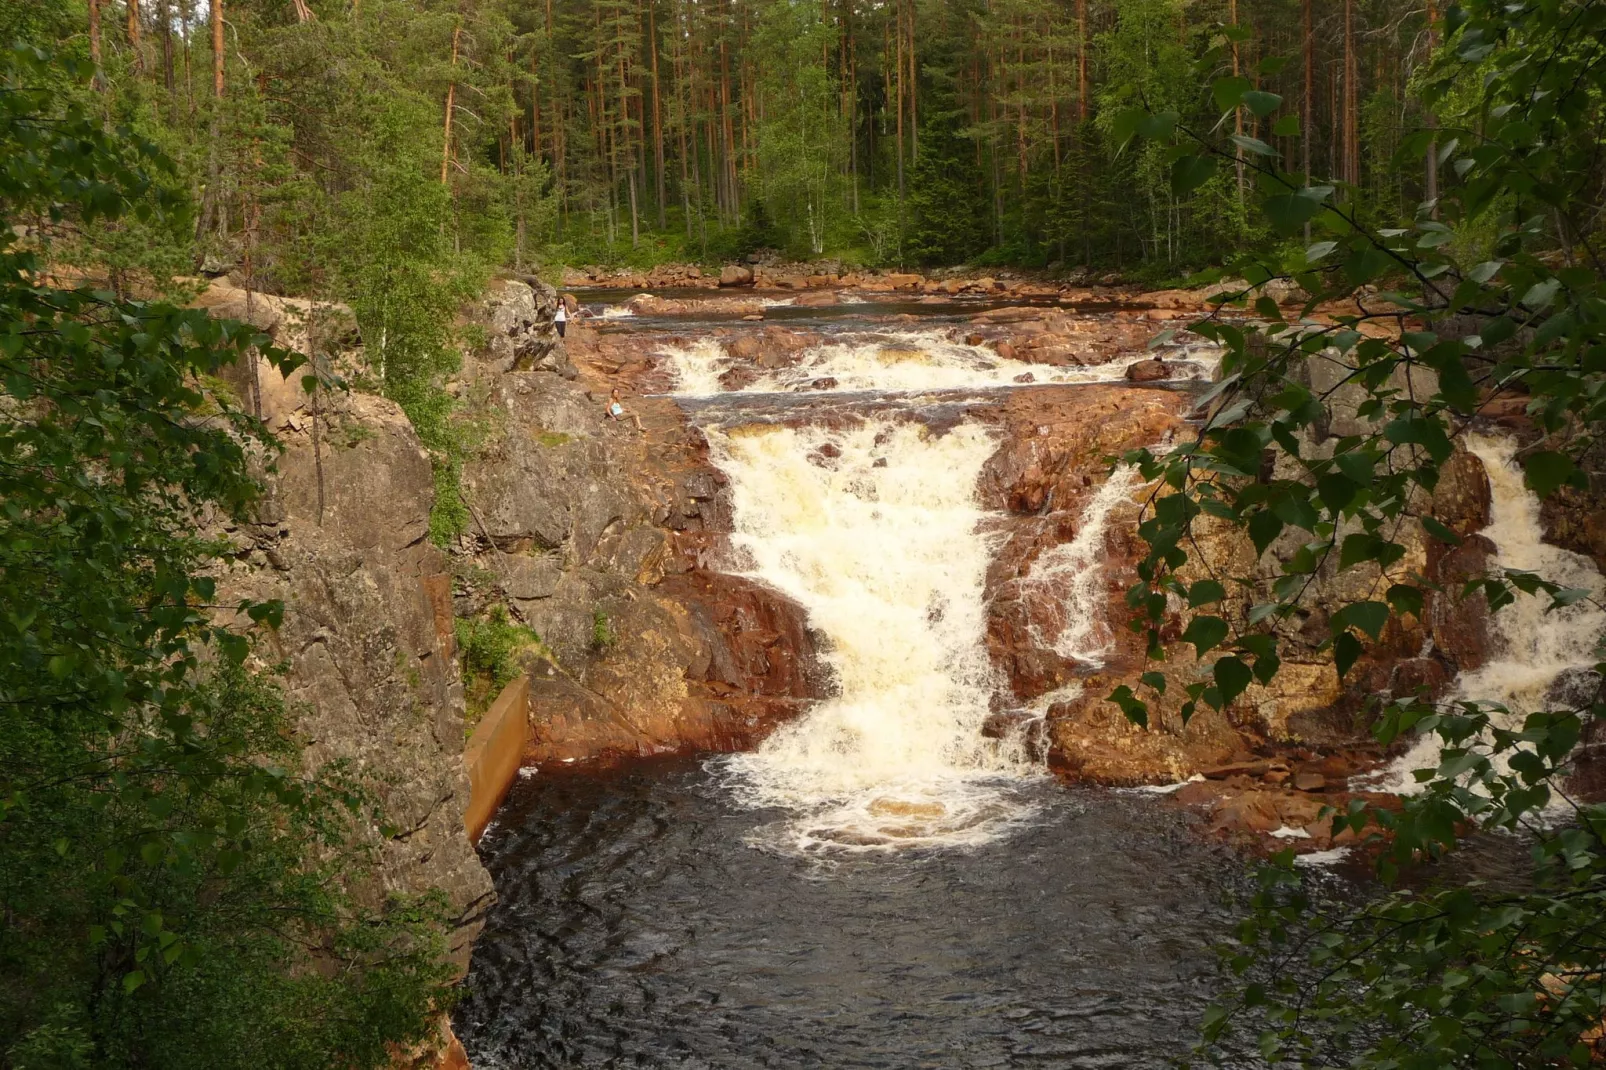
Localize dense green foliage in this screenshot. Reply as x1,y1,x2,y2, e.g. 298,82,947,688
15,0,1439,276
1109,1,1606,1065
0,45,453,1068
455,604,544,721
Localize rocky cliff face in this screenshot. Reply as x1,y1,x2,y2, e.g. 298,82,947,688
450,280,830,767
218,388,495,970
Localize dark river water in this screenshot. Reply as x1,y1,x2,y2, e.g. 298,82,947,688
453,758,1267,1070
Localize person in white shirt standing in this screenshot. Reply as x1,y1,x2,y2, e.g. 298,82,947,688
554,302,568,338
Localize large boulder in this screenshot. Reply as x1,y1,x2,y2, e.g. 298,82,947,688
474,277,570,375
718,264,755,287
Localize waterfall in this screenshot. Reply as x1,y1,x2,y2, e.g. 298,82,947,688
1022,467,1139,667
709,418,1043,854
1383,434,1606,796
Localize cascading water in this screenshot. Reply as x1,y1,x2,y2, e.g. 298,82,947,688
663,329,1216,396
1023,466,1140,666
707,419,1042,854
1383,434,1606,795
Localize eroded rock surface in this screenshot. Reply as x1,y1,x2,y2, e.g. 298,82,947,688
220,393,494,970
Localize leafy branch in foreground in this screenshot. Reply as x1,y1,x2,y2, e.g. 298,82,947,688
1,45,453,1068
1108,2,1606,1066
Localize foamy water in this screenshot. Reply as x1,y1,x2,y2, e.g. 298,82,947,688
1023,467,1140,666
662,329,1216,397
708,420,1047,854
672,326,1170,854
1382,435,1606,799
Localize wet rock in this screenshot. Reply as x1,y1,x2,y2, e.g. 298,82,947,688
719,264,755,287
1293,772,1327,792
1541,478,1606,573
1124,358,1170,382
1425,533,1497,673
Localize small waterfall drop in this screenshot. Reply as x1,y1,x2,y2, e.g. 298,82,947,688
1384,434,1606,795
709,419,1042,854
1023,467,1139,667
662,329,1215,397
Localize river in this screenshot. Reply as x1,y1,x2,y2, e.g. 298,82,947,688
455,762,1259,1069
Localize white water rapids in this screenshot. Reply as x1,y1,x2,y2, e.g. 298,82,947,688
665,329,1216,397
710,420,1045,853
1382,435,1606,797
667,329,1143,854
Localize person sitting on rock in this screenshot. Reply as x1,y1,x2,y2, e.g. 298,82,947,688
606,387,644,432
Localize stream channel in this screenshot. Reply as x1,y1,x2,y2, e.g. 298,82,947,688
455,290,1341,1069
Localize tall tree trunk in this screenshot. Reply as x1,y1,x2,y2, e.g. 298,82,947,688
649,0,666,229
1343,0,1359,190
211,0,224,98
196,0,225,242
1303,0,1313,240
906,0,917,162
441,25,461,186
1424,0,1439,213
1076,0,1088,123
127,0,143,71
1230,0,1244,203
88,0,104,90
894,4,905,200
159,0,174,92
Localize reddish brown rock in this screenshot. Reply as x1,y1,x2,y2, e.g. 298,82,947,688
1124,358,1170,382
1425,534,1497,673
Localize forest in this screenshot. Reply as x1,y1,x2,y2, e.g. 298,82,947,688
7,0,1440,282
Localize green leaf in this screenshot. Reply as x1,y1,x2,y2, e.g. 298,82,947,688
1421,516,1461,544
1139,671,1168,694
1249,510,1284,554
1188,579,1227,607
1212,656,1254,707
1242,90,1282,117
1334,601,1390,640
1264,193,1322,234
1182,615,1230,658
1109,685,1149,728
1212,76,1252,114
1520,277,1561,309
1171,154,1217,196
1386,584,1424,618
1334,631,1364,680
1229,134,1276,157
1521,450,1578,498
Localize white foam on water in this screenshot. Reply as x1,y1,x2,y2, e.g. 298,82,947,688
660,329,1215,397
1124,774,1206,796
598,305,636,319
660,338,731,397
1381,434,1606,799
1294,846,1352,867
707,419,1045,855
1021,467,1140,666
